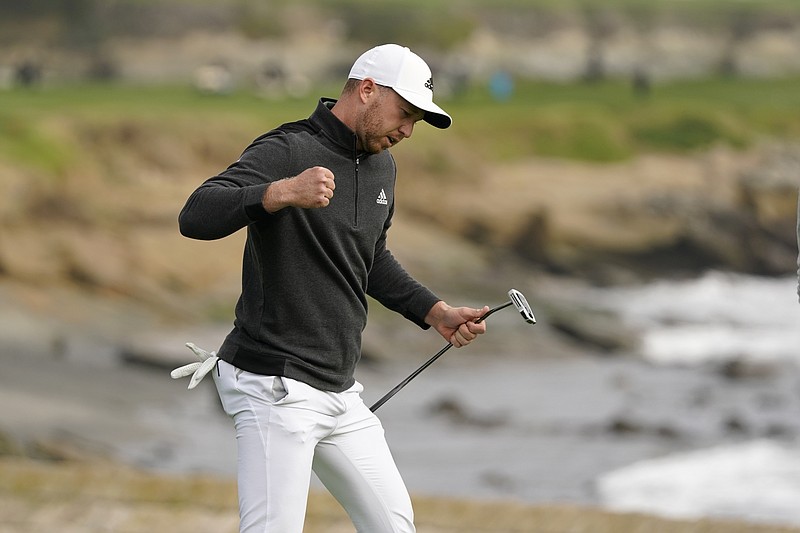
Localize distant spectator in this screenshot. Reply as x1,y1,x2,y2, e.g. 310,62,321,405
489,71,514,101
632,67,651,98
583,46,605,82
193,64,233,95
88,57,118,81
255,61,287,96
449,63,470,99
15,61,41,87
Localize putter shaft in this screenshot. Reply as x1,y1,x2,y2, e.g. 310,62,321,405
369,300,513,412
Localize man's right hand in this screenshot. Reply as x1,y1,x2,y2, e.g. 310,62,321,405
262,166,336,213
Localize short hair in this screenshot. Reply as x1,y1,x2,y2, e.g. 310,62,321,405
342,78,391,97
342,78,361,95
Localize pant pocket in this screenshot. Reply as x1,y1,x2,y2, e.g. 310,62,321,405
235,370,290,404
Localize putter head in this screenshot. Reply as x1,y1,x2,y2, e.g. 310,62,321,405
508,289,536,324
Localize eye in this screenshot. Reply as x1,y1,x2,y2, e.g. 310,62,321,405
402,108,423,124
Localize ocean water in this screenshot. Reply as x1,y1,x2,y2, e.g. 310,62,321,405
4,272,799,527
588,272,800,526
591,271,800,366
107,273,800,527
597,439,800,526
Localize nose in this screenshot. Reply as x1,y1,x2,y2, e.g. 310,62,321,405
399,120,414,139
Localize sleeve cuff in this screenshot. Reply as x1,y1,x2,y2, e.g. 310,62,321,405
243,183,272,221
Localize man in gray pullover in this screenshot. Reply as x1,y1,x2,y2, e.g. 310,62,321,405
178,44,489,532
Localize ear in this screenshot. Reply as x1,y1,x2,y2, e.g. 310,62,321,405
358,78,378,104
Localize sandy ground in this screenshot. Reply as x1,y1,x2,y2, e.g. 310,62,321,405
6,456,800,533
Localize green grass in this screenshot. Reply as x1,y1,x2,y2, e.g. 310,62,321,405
449,76,800,161
0,83,315,122
1,76,799,167
0,115,76,174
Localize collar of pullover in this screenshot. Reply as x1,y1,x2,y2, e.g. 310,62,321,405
311,98,367,157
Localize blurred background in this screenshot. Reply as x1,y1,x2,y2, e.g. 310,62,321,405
1,0,799,531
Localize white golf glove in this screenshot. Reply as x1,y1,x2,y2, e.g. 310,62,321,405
170,342,219,389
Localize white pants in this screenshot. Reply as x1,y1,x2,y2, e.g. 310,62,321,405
213,359,415,533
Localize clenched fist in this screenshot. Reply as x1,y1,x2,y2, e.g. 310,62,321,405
262,166,336,213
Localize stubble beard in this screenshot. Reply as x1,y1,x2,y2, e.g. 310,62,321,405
357,96,390,154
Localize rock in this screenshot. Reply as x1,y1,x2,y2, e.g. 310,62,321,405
118,327,230,370
605,416,682,440
546,305,639,353
428,396,509,428
736,144,800,268
723,414,750,435
717,359,780,380
27,431,113,463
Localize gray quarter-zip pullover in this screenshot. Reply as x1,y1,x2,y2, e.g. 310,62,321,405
179,98,440,391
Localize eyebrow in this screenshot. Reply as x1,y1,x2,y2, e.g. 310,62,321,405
386,86,424,120
402,103,425,120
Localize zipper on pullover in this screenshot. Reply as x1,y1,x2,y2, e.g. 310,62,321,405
354,156,360,227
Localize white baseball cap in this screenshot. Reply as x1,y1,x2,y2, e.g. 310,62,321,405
348,44,452,129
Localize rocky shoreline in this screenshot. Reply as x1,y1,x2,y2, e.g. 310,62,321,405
2,270,800,529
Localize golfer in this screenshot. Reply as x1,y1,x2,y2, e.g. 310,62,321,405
178,44,489,532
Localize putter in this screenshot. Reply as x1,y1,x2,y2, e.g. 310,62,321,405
370,289,535,412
